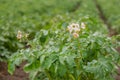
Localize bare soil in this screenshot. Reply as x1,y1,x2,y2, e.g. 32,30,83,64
116,68,120,80
0,62,29,80
116,47,120,80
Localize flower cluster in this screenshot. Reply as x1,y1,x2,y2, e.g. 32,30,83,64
17,30,29,40
67,22,86,38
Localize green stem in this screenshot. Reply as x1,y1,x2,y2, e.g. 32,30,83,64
69,74,75,80
45,70,52,80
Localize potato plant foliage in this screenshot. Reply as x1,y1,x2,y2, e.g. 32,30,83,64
8,22,120,80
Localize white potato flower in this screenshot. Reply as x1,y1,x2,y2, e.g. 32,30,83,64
67,23,80,33
17,30,22,40
81,22,86,29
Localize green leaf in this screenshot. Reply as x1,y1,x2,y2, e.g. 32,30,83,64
29,71,38,80
59,56,65,65
8,62,15,75
66,55,76,67
42,56,56,69
24,60,40,72
40,55,46,64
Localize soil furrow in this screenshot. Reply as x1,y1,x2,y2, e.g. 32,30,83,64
93,0,118,36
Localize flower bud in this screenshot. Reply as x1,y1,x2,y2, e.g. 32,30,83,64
73,32,79,38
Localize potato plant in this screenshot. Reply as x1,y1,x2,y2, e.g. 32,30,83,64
8,22,120,80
